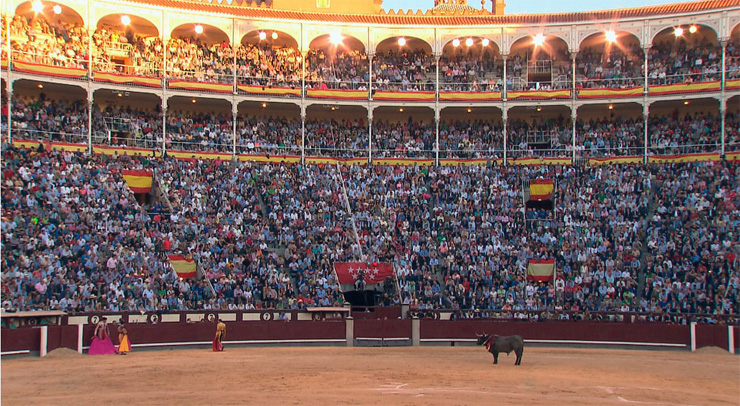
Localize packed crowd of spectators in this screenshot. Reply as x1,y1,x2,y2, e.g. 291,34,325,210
237,42,302,88
92,103,162,148
507,118,572,159
371,50,435,91
305,118,367,157
306,48,368,90
648,111,722,155
166,110,233,152
505,47,572,91
9,15,89,68
438,51,500,92
372,120,435,158
10,94,87,143
576,44,644,89
7,13,739,95
644,162,739,316
1,142,739,320
438,119,503,159
576,115,644,158
236,116,301,156
0,148,184,312
648,39,723,85
92,26,163,76
727,40,740,79
166,38,234,83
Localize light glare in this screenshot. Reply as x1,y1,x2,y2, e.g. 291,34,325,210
533,34,545,47
674,27,684,37
398,37,406,47
53,5,62,14
452,39,460,47
194,25,204,34
329,32,342,44
121,15,131,25
32,1,44,13
482,38,490,46
259,31,267,40
605,30,617,43
465,38,474,47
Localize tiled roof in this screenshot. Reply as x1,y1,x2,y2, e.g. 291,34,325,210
122,0,739,25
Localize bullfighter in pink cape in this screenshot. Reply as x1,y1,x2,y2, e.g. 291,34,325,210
88,317,118,355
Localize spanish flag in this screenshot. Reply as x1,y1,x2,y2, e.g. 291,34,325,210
122,170,153,194
527,259,555,282
168,255,197,279
529,179,554,201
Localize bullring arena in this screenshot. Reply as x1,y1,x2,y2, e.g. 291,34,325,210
2,0,740,403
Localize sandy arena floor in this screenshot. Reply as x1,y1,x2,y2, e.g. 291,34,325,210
2,346,738,406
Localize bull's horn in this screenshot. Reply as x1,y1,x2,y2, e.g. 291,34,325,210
475,332,481,337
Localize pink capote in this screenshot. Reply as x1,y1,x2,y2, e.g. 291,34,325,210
88,323,118,355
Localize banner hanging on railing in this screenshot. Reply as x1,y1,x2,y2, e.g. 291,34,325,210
439,91,502,101
373,91,435,101
238,84,301,97
306,88,367,100
507,90,570,100
168,80,232,93
577,87,643,99
649,81,721,95
94,71,162,88
12,61,87,79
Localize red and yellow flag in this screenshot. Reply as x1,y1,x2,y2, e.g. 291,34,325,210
373,91,434,101
122,170,153,194
168,255,197,279
94,71,162,88
529,179,554,201
168,80,232,93
527,259,555,282
238,84,301,97
578,87,643,99
649,81,720,95
12,61,87,78
306,89,367,100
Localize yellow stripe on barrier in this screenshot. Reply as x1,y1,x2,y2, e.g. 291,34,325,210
649,81,721,95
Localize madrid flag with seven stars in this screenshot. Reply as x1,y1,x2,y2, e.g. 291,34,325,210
333,262,394,286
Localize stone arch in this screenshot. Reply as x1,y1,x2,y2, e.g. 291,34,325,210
242,30,298,49
14,1,84,26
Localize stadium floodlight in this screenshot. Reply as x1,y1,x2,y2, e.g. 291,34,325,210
533,34,545,47
452,38,460,47
329,32,342,44
121,15,131,25
53,5,62,14
272,32,278,40
465,38,474,47
689,25,697,34
259,31,267,40
398,37,406,46
674,27,684,37
195,25,204,34
605,30,617,43
482,38,490,46
32,1,44,13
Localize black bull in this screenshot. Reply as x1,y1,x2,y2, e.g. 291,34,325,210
476,333,524,365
